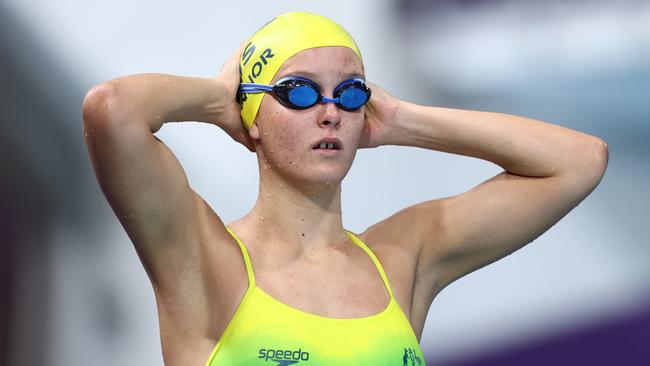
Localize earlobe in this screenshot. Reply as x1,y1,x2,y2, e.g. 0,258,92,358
249,123,261,140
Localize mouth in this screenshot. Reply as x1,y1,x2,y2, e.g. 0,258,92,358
312,138,342,151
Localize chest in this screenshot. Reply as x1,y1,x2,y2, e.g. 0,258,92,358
255,260,388,319
247,239,420,322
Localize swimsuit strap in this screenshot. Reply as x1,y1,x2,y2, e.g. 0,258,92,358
345,230,396,300
225,226,256,287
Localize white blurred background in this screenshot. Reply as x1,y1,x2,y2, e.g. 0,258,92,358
1,0,648,365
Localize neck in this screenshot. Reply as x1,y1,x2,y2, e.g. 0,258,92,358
238,164,349,252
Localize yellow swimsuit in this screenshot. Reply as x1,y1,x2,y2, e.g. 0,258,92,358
204,227,426,366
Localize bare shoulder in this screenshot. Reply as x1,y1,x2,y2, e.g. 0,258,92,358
358,199,446,275
355,200,447,320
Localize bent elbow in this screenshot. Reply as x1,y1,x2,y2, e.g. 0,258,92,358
589,137,609,182
81,82,119,128
572,136,609,193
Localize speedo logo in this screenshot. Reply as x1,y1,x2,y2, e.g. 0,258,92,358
258,347,310,365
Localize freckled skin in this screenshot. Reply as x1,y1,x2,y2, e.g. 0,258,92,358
249,47,366,189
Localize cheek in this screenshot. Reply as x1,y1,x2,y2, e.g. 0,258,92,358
263,111,309,162
344,112,366,144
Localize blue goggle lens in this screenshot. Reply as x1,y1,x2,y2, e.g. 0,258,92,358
287,85,319,108
338,86,368,110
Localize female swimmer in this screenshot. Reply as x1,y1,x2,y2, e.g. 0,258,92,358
81,12,608,366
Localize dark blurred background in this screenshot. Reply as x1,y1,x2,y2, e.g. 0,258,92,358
2,0,648,365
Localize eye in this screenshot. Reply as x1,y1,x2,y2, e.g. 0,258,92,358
287,85,319,107
339,87,368,109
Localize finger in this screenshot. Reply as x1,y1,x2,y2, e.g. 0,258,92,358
220,42,246,74
228,42,246,65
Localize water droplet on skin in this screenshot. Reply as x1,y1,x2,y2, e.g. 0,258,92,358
260,216,265,221
106,103,112,110
156,115,161,120
84,132,88,137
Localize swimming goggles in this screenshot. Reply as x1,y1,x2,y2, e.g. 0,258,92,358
238,76,371,111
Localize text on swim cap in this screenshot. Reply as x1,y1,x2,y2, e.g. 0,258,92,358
241,42,275,83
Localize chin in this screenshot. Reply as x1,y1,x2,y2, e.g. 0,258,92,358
286,164,350,188
259,147,356,187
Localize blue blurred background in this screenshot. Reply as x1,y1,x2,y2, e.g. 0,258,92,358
1,0,648,365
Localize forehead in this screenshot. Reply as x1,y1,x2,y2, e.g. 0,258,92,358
273,47,365,83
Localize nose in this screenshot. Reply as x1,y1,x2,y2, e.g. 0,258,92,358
317,99,341,129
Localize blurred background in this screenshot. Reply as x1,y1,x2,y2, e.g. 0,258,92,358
1,0,648,365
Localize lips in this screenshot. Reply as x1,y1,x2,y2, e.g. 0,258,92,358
312,137,342,150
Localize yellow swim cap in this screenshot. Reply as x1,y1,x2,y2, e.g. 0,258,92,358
239,12,362,129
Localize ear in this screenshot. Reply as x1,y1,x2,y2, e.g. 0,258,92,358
249,123,261,140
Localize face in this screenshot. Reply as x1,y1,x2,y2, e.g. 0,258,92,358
249,46,366,187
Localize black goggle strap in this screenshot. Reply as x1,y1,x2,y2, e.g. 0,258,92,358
238,83,273,94
239,76,317,94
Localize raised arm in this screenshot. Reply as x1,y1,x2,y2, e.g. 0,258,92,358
81,48,249,285
361,83,608,292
